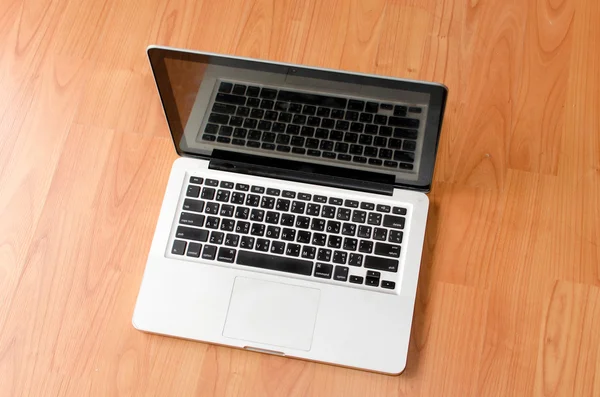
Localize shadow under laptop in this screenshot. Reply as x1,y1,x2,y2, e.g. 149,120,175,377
400,198,441,376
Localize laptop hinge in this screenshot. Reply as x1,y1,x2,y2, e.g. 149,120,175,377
209,150,394,196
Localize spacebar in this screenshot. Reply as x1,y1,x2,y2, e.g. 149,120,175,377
236,250,313,276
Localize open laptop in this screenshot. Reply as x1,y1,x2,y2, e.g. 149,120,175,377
133,45,447,374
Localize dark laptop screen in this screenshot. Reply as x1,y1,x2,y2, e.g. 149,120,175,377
148,46,447,191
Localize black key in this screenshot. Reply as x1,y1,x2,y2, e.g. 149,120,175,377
312,233,327,246
266,225,280,239
266,188,280,196
282,190,295,199
231,192,245,205
360,202,375,210
286,124,300,135
374,114,387,125
297,230,311,244
272,122,286,133
264,110,278,121
389,116,419,129
381,103,393,110
365,255,399,272
186,185,200,198
389,230,403,243
375,242,401,258
216,93,246,106
365,276,379,287
336,208,351,221
409,106,422,114
359,113,373,123
364,146,378,157
330,130,344,141
323,151,336,159
348,253,363,266
251,185,265,193
393,105,407,117
307,116,320,127
217,136,231,144
316,107,330,117
281,213,295,226
350,122,363,133
331,109,344,119
351,210,366,223
368,158,383,166
256,238,270,252
202,245,217,260
365,102,379,113
392,206,407,216
202,134,216,142
277,90,347,109
358,225,372,238
216,189,230,202
381,280,396,289
359,240,373,253
208,113,229,124
332,251,347,264
224,234,239,247
281,228,296,241
368,212,382,225
341,223,356,236
301,246,316,260
260,88,277,99
186,242,202,257
377,204,391,213
236,221,250,234
383,214,405,229
235,206,250,220
246,194,260,207
359,135,373,145
258,120,272,131
348,100,364,111
275,101,289,111
236,106,250,117
319,140,334,151
374,136,387,147
276,198,290,211
289,103,302,113
339,236,356,252
243,118,258,129
210,231,225,244
286,243,301,257
237,250,313,276
233,128,247,139
314,195,327,203
322,206,336,218
250,108,264,119
379,126,393,137
220,204,234,217
326,220,341,234
365,124,378,134
230,117,244,128
317,249,332,262
231,84,246,95
328,235,342,249
276,134,290,145
220,219,235,232
247,97,260,107
261,196,275,209
349,275,363,284
293,114,307,125
306,139,319,149
251,223,265,236
219,82,233,93
217,247,236,263
353,156,367,164
201,187,216,200
301,126,315,137
298,193,311,201
205,124,219,134
345,132,359,143
345,111,359,121
260,99,274,110
183,199,205,213
205,216,220,229
314,263,333,279
321,118,335,129
262,136,276,146
334,142,349,153
212,102,236,114
374,228,387,241
302,105,316,115
333,265,349,281
400,163,414,170
176,226,209,242
349,144,363,155
389,138,402,149
315,128,329,139
171,239,186,255
270,241,285,254
291,201,305,214
403,140,417,152
336,120,350,130
292,147,306,155
384,160,398,168
307,149,321,157
394,150,415,163
180,212,205,227
246,86,260,97
240,236,255,249
250,209,265,222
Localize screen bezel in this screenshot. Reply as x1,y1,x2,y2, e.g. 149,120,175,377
147,45,448,192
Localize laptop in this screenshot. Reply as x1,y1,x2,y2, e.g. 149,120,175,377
133,45,447,374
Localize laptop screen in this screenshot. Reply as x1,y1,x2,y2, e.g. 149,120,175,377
148,46,447,191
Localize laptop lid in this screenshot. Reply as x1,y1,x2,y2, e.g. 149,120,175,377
147,45,447,193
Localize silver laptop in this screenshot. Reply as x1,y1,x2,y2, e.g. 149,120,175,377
133,45,447,374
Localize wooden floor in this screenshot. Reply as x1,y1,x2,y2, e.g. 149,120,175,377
1,0,599,395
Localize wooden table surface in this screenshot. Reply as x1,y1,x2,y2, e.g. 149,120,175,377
1,0,599,395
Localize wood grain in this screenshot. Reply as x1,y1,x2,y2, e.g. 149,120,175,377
1,0,599,395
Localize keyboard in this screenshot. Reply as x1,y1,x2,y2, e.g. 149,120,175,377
199,80,424,171
169,175,410,292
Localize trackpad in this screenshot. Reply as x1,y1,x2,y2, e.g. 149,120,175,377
223,277,320,351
